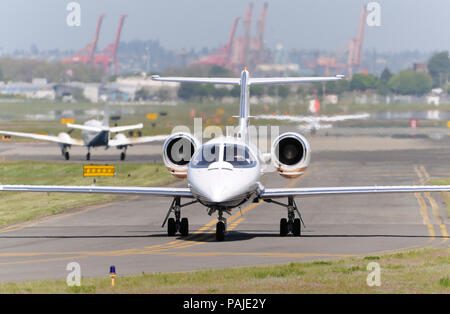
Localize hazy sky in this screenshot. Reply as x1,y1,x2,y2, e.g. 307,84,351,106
0,0,449,53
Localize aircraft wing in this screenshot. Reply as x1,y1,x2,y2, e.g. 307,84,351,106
66,123,104,133
109,124,143,133
256,113,370,123
152,75,241,85
0,185,193,198
261,185,450,199
0,130,83,146
249,76,343,85
67,123,144,134
152,75,343,86
108,135,169,147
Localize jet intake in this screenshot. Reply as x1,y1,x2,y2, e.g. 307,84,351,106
271,132,310,178
163,133,199,178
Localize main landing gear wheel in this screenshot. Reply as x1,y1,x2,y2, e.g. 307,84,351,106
266,197,305,237
86,152,91,161
167,218,176,236
293,218,301,236
167,217,189,237
120,152,126,161
216,221,225,241
280,218,288,237
163,197,193,237
64,152,70,160
180,217,189,237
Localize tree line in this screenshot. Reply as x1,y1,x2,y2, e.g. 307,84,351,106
0,58,105,83
173,52,450,100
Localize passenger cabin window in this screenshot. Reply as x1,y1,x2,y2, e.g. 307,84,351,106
224,144,256,168
190,144,221,168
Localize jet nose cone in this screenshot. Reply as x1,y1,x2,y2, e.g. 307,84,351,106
208,185,226,203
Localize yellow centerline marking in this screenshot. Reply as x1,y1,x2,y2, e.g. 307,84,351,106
227,217,245,231
413,166,436,241
419,166,449,244
414,192,435,239
414,165,449,244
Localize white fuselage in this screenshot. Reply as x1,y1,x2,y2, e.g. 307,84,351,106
187,136,261,209
81,119,109,147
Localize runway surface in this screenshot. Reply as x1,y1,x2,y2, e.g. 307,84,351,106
0,136,449,282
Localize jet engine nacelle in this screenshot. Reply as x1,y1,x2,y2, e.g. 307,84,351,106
113,133,127,142
58,132,72,142
112,133,127,149
163,133,199,178
57,133,72,151
271,132,311,178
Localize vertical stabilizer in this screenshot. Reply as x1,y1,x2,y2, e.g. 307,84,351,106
238,69,250,143
103,100,110,127
151,70,343,145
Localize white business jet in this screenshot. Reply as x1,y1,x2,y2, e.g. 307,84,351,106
0,69,449,241
0,102,167,161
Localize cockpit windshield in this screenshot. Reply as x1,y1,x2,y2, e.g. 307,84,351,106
190,143,257,168
190,144,221,168
224,144,256,168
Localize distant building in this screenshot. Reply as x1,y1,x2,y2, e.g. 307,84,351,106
115,75,179,100
256,64,300,76
413,63,428,73
426,95,440,106
0,80,55,100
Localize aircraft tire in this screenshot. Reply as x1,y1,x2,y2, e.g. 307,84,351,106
180,218,189,237
293,218,301,236
216,221,225,241
280,218,288,236
167,218,176,236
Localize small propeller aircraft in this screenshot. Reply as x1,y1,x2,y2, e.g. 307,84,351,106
0,69,449,241
0,102,167,161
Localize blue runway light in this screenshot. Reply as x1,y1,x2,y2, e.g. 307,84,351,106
109,265,117,287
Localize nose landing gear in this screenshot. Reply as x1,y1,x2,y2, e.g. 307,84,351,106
60,146,71,161
216,210,227,241
86,147,91,161
118,146,127,161
207,208,230,241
